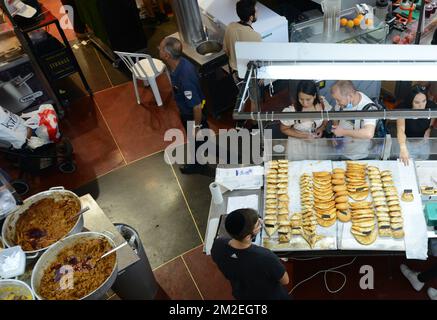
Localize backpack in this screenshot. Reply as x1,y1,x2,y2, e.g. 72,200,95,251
354,98,388,138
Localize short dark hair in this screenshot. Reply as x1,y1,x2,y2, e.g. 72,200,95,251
294,80,321,112
236,0,257,23
225,208,259,241
162,37,182,59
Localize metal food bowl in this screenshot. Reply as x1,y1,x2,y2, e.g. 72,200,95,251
196,40,222,56
0,279,35,300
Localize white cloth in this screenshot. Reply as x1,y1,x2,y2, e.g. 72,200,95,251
281,97,333,160
280,97,332,131
0,106,28,149
334,92,377,160
397,160,428,260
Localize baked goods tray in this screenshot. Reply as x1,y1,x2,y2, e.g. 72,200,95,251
333,161,410,252
262,160,337,252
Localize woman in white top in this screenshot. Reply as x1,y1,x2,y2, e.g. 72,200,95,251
279,80,332,160
280,80,332,138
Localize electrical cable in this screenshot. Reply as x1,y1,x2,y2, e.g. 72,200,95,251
288,256,357,295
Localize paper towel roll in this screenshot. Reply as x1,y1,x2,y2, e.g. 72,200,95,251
209,182,223,204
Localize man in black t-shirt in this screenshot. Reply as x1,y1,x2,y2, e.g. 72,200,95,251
211,209,290,300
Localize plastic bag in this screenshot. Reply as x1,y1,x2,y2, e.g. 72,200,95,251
22,104,60,144
0,106,28,149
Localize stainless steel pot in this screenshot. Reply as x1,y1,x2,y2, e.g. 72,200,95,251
0,279,35,300
1,187,84,262
31,232,118,300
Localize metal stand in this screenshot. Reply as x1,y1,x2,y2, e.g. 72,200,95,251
19,6,92,97
414,0,426,44
0,0,93,115
0,0,64,113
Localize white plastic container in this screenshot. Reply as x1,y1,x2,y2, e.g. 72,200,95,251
0,246,26,279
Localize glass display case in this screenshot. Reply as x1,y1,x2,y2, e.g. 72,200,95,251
264,137,388,161
290,7,389,44
265,137,437,162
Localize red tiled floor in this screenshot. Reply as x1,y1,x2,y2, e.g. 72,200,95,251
153,257,203,300
94,78,187,163
39,0,77,43
182,246,234,300
288,255,437,300
1,96,125,195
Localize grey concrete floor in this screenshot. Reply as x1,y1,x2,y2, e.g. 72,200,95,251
75,152,205,269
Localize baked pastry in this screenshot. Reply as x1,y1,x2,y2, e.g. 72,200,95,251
378,225,392,237
265,209,278,215
333,168,345,174
421,186,434,195
278,202,288,209
351,227,378,245
263,223,278,237
336,205,351,222
278,234,290,243
335,195,348,203
279,207,289,215
401,190,414,202
349,190,369,201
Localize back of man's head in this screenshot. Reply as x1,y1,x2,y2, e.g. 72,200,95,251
331,80,356,97
236,0,257,23
225,208,258,241
162,37,182,60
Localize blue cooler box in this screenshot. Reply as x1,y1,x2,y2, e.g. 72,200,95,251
425,202,437,227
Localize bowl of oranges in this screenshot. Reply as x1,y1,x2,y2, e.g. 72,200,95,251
340,13,373,31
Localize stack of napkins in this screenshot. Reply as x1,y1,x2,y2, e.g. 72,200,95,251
215,166,264,191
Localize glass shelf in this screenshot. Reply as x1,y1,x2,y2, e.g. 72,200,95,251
290,7,389,44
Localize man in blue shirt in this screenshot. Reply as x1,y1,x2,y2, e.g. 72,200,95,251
159,37,210,175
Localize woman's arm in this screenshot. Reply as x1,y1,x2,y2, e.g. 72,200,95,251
280,123,313,139
397,119,410,165
424,118,437,138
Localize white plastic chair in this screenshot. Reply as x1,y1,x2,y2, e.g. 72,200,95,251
114,51,168,106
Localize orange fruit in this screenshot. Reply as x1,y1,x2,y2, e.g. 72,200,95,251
353,18,361,26
366,18,373,26
356,14,364,21
340,18,348,26
347,20,355,28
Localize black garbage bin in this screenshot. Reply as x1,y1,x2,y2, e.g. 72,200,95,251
111,224,158,300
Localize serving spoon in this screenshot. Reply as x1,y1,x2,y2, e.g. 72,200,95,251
67,206,90,222
98,242,128,261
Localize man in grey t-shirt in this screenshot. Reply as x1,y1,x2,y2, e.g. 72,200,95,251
330,81,377,160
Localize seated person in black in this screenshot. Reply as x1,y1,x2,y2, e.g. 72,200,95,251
211,208,290,300
397,85,437,165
